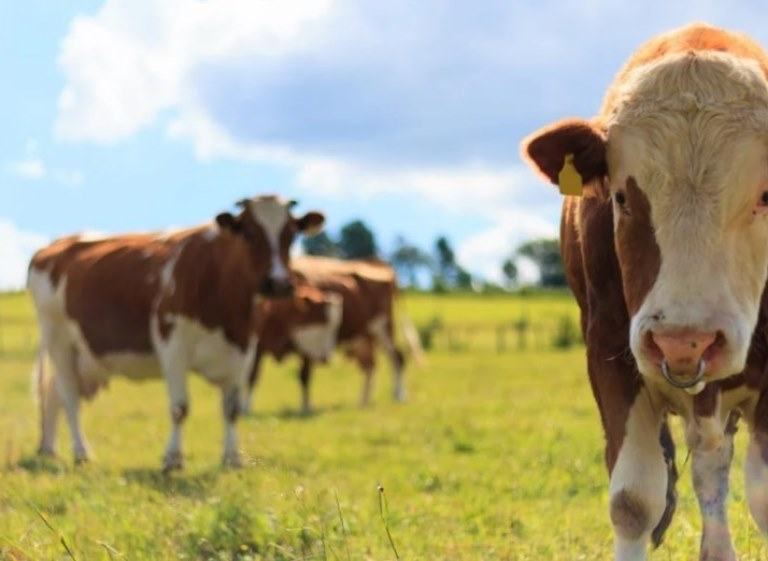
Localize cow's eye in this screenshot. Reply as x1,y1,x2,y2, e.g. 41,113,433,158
762,191,768,206
754,191,768,217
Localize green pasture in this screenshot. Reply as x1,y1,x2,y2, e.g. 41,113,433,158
0,291,766,560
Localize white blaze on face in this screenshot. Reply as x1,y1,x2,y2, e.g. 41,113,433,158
607,51,768,380
248,197,292,282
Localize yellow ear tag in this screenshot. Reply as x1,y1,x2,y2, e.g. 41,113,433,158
558,153,583,196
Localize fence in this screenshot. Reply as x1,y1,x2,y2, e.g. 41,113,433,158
414,314,583,353
0,310,583,359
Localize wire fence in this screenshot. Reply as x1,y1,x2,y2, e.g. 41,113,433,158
0,311,584,359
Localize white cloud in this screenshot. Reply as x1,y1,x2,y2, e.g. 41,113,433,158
0,220,48,291
6,158,46,180
5,140,85,186
59,0,768,279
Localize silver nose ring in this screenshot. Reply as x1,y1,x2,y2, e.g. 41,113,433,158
660,358,707,389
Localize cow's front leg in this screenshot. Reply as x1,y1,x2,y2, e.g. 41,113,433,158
745,429,768,535
221,383,242,468
609,388,668,561
298,356,313,414
161,364,188,472
240,347,263,415
692,413,737,561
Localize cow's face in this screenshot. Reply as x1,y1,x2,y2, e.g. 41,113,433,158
289,288,343,362
522,52,768,391
256,285,342,361
216,195,325,297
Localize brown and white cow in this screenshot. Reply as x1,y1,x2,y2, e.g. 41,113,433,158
522,24,768,560
243,256,409,414
27,195,324,471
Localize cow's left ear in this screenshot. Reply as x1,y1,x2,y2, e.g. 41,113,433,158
296,211,325,236
216,212,242,233
521,118,607,186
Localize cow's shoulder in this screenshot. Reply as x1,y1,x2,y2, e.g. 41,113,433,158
159,224,257,350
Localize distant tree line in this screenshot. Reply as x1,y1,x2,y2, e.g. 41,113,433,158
303,219,565,291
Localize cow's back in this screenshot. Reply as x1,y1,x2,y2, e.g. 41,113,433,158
29,232,184,355
293,257,398,342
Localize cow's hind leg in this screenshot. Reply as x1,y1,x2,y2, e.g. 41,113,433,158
48,343,90,463
369,318,405,402
692,412,737,561
37,354,62,456
221,382,242,468
609,389,668,561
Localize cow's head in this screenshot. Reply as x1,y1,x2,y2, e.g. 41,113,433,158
256,284,342,362
522,52,768,392
216,195,325,297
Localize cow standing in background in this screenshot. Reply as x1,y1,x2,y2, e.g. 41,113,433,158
244,257,412,414
27,195,324,471
523,24,768,560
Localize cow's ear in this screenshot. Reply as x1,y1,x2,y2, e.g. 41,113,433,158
216,212,242,233
296,211,325,236
521,118,607,186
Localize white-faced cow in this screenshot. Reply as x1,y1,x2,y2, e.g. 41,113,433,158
243,257,412,414
523,24,768,560
27,195,324,471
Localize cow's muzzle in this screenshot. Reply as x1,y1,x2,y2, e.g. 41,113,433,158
660,358,707,393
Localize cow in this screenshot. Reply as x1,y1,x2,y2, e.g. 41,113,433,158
27,195,325,471
243,256,411,414
522,24,768,560
243,281,343,413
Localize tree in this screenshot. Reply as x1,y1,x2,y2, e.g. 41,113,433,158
302,232,340,257
390,236,432,287
432,235,472,291
502,258,518,288
516,238,565,287
338,220,377,259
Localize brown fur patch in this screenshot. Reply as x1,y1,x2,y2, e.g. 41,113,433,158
614,177,661,315
611,490,650,540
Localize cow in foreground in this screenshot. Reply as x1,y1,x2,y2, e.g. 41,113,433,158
27,195,324,471
523,24,768,560
244,257,411,414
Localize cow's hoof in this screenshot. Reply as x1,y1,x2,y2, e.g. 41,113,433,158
222,452,243,469
393,391,406,403
162,451,184,473
73,455,90,466
37,445,57,458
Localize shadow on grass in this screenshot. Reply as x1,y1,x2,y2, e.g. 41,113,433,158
242,402,350,421
122,467,221,497
11,453,68,475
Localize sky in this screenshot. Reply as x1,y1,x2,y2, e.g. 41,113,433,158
4,0,768,289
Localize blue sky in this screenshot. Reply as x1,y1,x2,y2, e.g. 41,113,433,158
3,0,768,288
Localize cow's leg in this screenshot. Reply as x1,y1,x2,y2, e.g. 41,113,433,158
692,412,737,561
221,382,242,468
357,340,375,407
161,362,189,472
369,319,405,402
298,356,313,414
48,344,90,463
37,355,62,456
241,347,263,414
744,428,768,535
609,388,668,561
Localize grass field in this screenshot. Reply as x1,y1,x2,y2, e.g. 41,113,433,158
1,291,767,560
